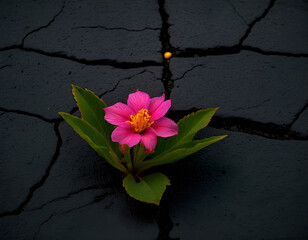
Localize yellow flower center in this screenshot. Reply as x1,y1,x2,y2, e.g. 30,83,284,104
127,109,154,133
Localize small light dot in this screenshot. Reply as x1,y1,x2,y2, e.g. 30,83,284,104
164,52,172,59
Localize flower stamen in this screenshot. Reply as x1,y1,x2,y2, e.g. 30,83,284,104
127,109,154,133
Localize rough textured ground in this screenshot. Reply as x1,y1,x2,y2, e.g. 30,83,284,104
0,0,307,239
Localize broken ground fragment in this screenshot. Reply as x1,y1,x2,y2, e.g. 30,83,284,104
170,52,308,126
0,50,163,119
168,128,308,239
22,0,161,62
244,0,308,54
166,0,271,49
0,0,63,48
0,113,57,213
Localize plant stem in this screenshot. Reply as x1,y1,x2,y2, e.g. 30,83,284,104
134,144,148,169
123,146,133,172
133,144,139,170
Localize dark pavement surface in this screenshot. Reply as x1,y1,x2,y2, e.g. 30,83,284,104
0,0,308,239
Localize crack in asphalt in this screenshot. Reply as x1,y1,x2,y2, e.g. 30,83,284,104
0,121,63,218
174,45,308,58
287,101,308,129
156,1,177,239
174,0,301,59
239,0,276,46
170,0,307,58
173,64,203,82
232,98,272,111
156,192,179,240
0,68,143,217
226,0,249,25
69,69,161,116
0,68,162,217
64,191,115,214
0,45,162,69
0,64,13,70
242,46,308,57
0,68,162,216
167,110,308,141
0,107,60,123
158,0,174,100
99,69,161,98
158,0,173,52
26,181,116,212
176,45,242,58
161,60,173,100
161,1,278,99
72,26,160,32
1,3,307,240
0,0,163,70
32,191,115,240
211,116,308,140
21,1,65,47
32,214,55,240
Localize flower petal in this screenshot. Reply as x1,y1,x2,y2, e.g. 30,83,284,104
127,90,150,114
104,102,132,126
111,126,141,147
141,128,157,152
148,94,165,116
150,99,171,121
151,117,178,137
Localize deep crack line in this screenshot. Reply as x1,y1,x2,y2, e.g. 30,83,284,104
0,107,61,123
175,45,240,58
158,0,174,99
8,45,162,68
0,121,63,218
158,0,173,51
242,46,308,58
161,60,173,100
72,26,160,32
156,192,179,240
239,0,276,46
156,2,177,238
22,1,65,47
210,115,307,140
167,110,308,141
175,45,308,58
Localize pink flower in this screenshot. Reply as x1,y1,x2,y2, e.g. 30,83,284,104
104,90,178,152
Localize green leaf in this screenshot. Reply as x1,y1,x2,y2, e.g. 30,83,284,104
133,108,227,174
59,112,127,173
71,85,121,157
72,85,107,129
154,108,219,156
137,135,227,173
123,172,170,205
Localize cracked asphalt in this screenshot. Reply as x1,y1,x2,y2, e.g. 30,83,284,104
0,0,307,239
